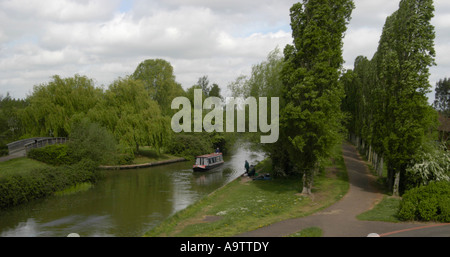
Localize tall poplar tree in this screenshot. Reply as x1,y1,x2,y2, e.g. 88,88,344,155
281,0,354,194
382,0,437,196
342,0,438,196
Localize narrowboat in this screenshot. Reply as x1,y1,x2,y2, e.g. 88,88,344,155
193,152,224,172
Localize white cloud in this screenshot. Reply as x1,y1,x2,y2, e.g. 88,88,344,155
0,0,448,104
343,27,381,69
1,0,119,22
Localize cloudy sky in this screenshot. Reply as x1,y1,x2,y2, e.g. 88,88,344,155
0,0,449,103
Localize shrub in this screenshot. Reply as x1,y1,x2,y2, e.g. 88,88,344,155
116,153,134,165
405,143,450,188
397,181,450,222
69,119,120,165
166,134,213,160
0,159,100,209
27,144,74,166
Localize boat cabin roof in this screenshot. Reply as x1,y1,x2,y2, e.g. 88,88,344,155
196,153,222,158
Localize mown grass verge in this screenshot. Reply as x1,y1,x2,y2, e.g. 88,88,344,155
357,196,402,222
145,144,349,237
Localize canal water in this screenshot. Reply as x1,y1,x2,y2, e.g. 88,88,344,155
0,142,265,237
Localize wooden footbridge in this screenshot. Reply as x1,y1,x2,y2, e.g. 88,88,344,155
0,137,68,162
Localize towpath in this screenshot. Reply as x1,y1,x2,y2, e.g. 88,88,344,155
237,143,449,237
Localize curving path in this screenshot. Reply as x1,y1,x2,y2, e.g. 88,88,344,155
237,142,448,237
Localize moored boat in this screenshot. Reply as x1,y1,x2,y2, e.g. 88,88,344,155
193,152,224,172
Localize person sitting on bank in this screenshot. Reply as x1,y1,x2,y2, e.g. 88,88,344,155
248,165,256,177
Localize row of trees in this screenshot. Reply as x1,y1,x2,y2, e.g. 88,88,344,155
230,0,355,194
1,59,225,159
341,0,446,195
230,0,447,196
2,0,446,197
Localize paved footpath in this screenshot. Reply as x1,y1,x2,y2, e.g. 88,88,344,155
237,143,450,237
0,150,26,162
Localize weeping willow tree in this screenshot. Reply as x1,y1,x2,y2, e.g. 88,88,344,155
20,74,103,137
88,76,171,155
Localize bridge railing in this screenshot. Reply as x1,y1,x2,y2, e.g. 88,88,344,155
24,137,68,153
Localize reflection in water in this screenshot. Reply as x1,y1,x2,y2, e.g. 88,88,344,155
1,219,39,237
1,215,114,237
0,142,265,237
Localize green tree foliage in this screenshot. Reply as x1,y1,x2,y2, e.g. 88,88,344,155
398,181,450,222
166,134,213,160
89,76,170,155
20,74,102,137
193,75,223,99
196,75,211,96
229,47,284,100
27,144,73,166
208,83,222,100
132,59,185,115
68,119,120,165
341,0,438,196
405,142,449,188
0,93,27,153
228,47,292,176
186,85,205,107
281,0,354,194
385,0,437,195
14,59,181,159
434,78,450,116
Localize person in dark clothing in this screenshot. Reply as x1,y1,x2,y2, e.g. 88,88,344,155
248,165,255,176
245,160,250,174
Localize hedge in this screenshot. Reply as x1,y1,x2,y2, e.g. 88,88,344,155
0,159,101,209
27,144,75,166
397,181,450,222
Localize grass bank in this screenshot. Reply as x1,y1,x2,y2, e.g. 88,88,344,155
132,146,182,165
0,146,184,209
145,144,349,237
0,157,100,210
0,157,49,178
357,196,402,222
354,149,403,223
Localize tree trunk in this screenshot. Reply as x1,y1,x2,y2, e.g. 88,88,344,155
301,169,314,195
372,151,377,169
378,156,384,177
393,169,400,197
387,165,394,193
